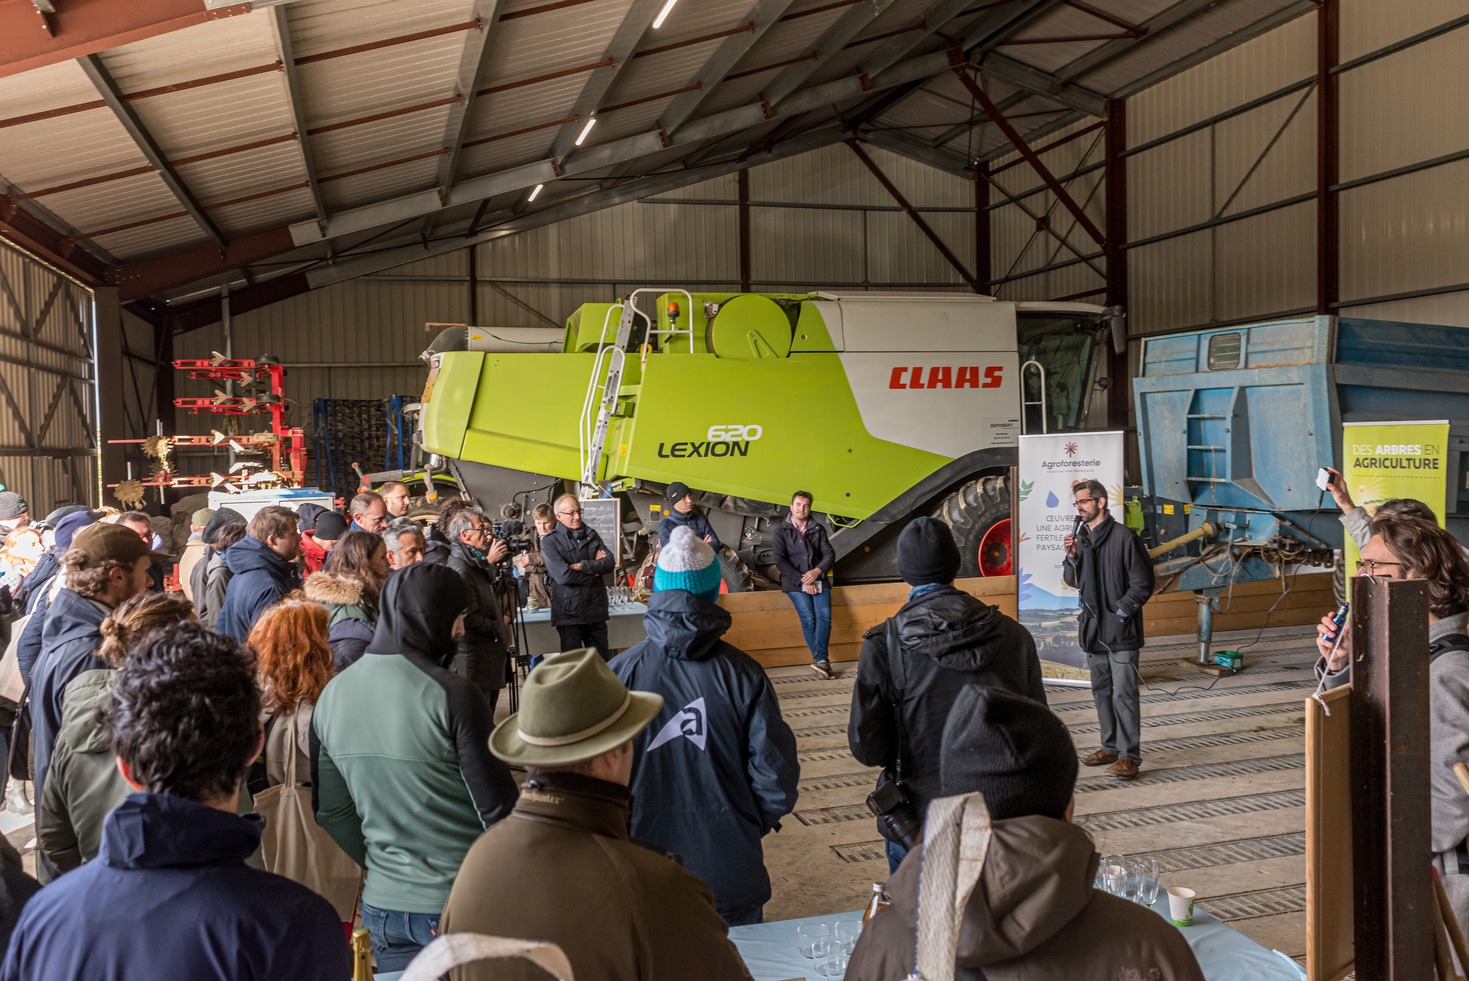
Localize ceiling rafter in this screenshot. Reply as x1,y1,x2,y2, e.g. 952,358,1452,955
423,0,506,237
658,0,801,136
761,0,902,108
547,0,667,166
76,53,226,247
269,7,327,227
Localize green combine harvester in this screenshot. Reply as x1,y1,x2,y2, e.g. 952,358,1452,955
414,289,1121,589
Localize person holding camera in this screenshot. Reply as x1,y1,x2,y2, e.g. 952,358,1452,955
849,517,1045,872
444,508,512,710
512,504,554,610
542,494,616,659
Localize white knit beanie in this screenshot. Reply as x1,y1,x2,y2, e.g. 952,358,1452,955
654,526,721,601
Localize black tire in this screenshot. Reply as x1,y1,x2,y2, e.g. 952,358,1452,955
933,475,1012,578
717,549,752,593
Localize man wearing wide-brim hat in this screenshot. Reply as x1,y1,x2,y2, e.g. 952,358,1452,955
440,649,753,981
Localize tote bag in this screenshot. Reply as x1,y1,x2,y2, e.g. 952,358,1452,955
254,705,363,920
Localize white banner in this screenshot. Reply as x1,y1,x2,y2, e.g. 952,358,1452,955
1017,431,1126,685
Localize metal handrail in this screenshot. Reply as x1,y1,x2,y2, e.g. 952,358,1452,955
1021,358,1048,434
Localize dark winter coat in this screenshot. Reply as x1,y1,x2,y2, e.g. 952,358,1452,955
19,554,57,617
657,509,721,551
29,589,110,808
37,670,126,876
845,815,1204,981
445,542,509,699
849,586,1045,816
311,564,518,914
302,572,377,672
609,590,799,917
214,535,300,641
772,516,834,592
0,836,37,963
440,772,751,981
541,524,615,627
202,550,233,630
0,793,349,981
187,546,213,616
1062,513,1154,654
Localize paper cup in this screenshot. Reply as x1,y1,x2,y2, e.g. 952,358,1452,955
1167,886,1196,926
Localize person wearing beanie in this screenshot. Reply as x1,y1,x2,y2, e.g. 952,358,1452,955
657,482,721,551
299,511,346,575
1062,478,1154,780
849,515,1045,873
609,527,799,926
0,493,28,541
193,508,247,629
176,508,213,603
845,688,1204,981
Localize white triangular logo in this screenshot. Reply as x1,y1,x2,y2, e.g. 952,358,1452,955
646,697,707,752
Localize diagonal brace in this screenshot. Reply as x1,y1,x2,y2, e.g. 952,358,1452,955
951,64,1106,249
846,140,979,292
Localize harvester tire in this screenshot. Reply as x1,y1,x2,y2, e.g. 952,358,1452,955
934,475,1012,579
717,549,752,593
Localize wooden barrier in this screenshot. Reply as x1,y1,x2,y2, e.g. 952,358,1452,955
720,571,1332,670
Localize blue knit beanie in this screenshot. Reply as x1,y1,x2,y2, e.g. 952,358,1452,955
654,526,721,602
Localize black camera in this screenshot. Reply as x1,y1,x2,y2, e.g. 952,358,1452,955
865,770,921,852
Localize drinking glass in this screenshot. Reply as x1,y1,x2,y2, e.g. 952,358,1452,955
797,923,830,959
819,941,849,978
1101,855,1126,896
1134,857,1160,907
835,918,862,954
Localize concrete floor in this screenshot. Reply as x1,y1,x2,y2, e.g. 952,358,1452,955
762,622,1316,963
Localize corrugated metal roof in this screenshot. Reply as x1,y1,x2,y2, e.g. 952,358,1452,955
0,0,1313,305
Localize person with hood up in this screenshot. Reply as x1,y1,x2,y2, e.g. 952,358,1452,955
1,624,349,981
214,506,301,641
302,530,386,671
844,686,1204,981
311,563,519,971
657,481,721,550
609,526,798,926
29,524,163,820
38,591,195,878
849,516,1045,872
189,508,245,628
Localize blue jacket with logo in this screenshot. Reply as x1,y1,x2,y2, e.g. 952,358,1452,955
214,535,299,641
0,793,348,981
610,589,799,917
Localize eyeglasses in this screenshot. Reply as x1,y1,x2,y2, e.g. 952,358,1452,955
1358,558,1402,575
557,509,582,516
1074,498,1097,507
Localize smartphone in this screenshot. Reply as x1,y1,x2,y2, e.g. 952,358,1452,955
1315,468,1334,491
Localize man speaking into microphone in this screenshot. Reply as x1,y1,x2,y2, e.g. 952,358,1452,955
1063,479,1154,780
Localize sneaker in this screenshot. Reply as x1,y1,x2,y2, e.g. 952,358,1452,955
4,779,32,816
1106,758,1140,779
811,660,835,680
1079,749,1118,767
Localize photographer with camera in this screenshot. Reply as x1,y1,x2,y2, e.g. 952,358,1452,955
849,517,1045,872
444,508,512,710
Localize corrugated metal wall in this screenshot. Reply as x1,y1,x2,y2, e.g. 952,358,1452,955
0,240,98,508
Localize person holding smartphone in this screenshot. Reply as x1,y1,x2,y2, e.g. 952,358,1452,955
774,490,836,679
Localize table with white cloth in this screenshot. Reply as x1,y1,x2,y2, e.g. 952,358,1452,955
512,601,649,657
726,898,1307,981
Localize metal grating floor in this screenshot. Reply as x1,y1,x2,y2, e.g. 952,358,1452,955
1136,833,1307,874
1200,884,1308,921
1068,700,1304,735
1076,753,1304,790
1078,789,1306,832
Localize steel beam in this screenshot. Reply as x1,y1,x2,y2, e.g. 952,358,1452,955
762,0,902,108
270,7,327,226
427,0,506,232
0,197,110,285
77,54,226,248
977,53,1106,117
659,0,800,135
952,67,1105,247
548,0,666,164
1317,0,1339,315
974,163,989,288
93,286,127,491
1103,97,1127,430
847,139,978,290
1115,1,1316,99
737,168,751,292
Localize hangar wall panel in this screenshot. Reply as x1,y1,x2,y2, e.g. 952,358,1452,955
1340,0,1468,61
1212,201,1317,323
1339,159,1469,304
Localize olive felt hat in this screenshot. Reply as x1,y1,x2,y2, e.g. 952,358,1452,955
490,648,663,767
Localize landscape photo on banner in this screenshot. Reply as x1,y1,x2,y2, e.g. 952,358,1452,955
1017,431,1125,684
1340,420,1449,576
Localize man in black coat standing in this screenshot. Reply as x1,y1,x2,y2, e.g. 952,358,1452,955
849,517,1045,873
1063,479,1155,780
541,494,615,659
443,508,511,710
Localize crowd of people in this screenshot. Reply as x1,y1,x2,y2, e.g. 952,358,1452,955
0,478,1231,981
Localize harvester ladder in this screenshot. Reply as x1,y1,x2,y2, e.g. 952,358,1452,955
1020,359,1048,434
580,288,694,489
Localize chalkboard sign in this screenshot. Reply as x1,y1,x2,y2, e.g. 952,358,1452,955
579,498,622,568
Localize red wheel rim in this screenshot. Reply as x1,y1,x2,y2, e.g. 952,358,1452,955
978,518,1012,577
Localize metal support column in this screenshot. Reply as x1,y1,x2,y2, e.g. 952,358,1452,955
1317,0,1339,314
1104,97,1130,434
737,169,752,293
94,286,126,499
1348,576,1434,980
468,244,479,326
974,162,990,290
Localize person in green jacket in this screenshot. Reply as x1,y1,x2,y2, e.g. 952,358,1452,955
311,562,518,972
38,591,194,878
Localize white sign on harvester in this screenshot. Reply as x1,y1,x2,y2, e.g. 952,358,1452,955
1017,431,1125,685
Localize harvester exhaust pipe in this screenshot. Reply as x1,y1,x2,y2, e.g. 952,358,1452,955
1147,521,1216,560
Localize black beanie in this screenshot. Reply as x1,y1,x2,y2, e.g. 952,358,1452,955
940,686,1077,821
314,512,348,541
202,508,246,545
896,516,961,586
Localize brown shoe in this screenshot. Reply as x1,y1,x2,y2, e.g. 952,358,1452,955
1106,758,1140,779
1080,749,1118,767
